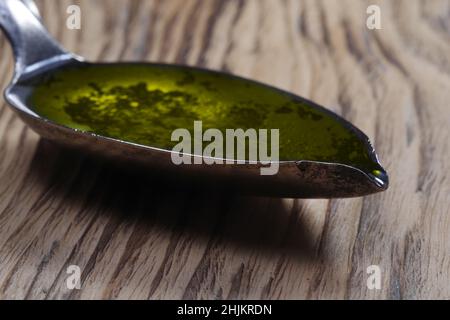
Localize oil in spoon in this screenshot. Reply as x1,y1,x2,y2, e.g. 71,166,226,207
23,63,385,176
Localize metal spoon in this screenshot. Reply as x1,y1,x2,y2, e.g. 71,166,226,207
0,0,388,198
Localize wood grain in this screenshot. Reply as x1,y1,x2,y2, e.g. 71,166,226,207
0,0,449,299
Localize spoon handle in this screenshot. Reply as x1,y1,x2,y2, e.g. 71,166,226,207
20,0,42,20
0,0,74,81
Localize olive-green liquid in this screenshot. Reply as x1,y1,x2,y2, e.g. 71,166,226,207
25,63,382,173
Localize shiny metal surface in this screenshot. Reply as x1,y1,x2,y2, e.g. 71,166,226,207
0,0,388,198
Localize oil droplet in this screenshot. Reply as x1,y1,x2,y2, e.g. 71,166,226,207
372,169,382,176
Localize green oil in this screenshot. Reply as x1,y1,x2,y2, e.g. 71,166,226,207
24,63,382,173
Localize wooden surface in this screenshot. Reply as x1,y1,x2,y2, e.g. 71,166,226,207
0,0,449,300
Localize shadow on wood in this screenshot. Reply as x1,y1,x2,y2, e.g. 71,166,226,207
25,139,320,265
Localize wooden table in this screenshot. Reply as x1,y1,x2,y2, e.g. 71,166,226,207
0,0,449,299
